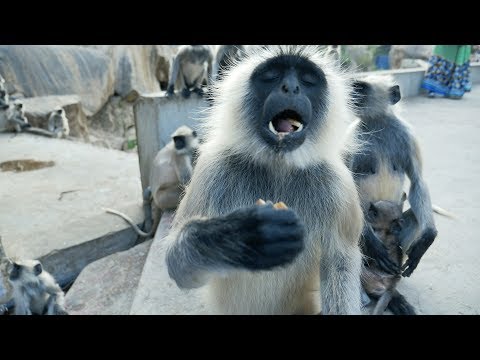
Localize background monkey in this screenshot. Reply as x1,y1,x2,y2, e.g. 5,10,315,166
164,45,364,315
348,74,438,282
0,75,9,110
105,125,199,238
47,106,70,138
5,100,30,133
212,45,246,82
166,45,213,98
362,194,416,315
8,259,68,315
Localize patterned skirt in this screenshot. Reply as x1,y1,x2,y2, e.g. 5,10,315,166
421,54,472,98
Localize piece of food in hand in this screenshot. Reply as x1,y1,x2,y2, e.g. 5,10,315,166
256,199,288,210
273,202,288,210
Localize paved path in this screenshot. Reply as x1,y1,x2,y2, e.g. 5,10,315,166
393,89,480,314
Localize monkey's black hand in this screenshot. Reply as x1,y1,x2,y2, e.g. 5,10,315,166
364,235,400,275
166,85,175,97
402,228,437,277
189,204,305,271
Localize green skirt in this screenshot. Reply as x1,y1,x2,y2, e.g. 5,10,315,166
421,45,472,98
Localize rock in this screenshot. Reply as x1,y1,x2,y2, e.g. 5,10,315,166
130,211,210,315
20,95,89,140
65,240,152,315
389,45,434,69
0,45,114,116
79,45,178,100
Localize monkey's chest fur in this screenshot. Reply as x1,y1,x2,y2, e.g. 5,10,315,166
191,153,350,314
15,284,50,315
351,119,412,204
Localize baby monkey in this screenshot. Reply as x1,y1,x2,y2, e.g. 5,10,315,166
8,259,68,315
362,194,416,315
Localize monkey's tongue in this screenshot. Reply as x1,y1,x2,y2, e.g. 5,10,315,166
272,118,302,133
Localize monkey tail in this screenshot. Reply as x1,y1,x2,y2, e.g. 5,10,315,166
103,208,154,237
432,204,456,219
24,127,56,138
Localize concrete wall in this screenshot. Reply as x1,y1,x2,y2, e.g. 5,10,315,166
134,92,207,190
358,63,480,98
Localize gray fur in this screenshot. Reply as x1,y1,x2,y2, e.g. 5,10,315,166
8,259,68,315
212,45,246,81
165,46,364,315
106,125,199,238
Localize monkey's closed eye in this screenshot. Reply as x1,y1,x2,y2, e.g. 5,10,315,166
300,72,318,86
259,69,281,82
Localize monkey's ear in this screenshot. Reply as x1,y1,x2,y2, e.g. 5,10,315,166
192,130,197,138
33,263,43,276
368,203,378,218
389,85,401,105
401,192,407,203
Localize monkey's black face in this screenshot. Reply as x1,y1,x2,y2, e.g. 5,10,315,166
247,55,328,152
9,263,21,281
173,135,186,150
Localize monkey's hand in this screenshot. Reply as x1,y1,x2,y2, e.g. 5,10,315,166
363,232,400,275
402,228,437,277
186,204,305,271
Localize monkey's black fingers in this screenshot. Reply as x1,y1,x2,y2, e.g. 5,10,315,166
375,255,401,275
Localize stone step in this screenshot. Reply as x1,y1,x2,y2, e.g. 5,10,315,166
130,211,210,315
65,240,152,315
0,133,144,305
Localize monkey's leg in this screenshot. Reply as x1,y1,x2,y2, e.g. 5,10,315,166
166,204,304,289
402,142,438,277
166,55,181,97
387,289,416,315
362,223,401,275
372,291,393,315
14,297,32,315
143,187,153,233
320,246,363,315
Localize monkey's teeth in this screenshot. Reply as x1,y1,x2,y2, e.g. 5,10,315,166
288,119,303,132
269,121,278,134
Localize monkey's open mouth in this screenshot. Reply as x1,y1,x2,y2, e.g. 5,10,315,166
268,110,304,135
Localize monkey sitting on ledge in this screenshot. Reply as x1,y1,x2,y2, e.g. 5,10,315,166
8,259,68,315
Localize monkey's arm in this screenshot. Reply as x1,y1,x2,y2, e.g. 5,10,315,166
401,138,437,277
14,296,32,315
47,114,55,132
167,53,181,96
9,116,30,128
166,204,304,289
207,50,213,84
173,154,193,185
320,182,363,315
361,223,400,275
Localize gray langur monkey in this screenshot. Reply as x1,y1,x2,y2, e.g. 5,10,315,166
8,259,68,315
166,45,214,98
47,106,70,138
164,46,364,315
362,194,416,315
105,125,200,238
348,74,439,284
212,45,246,82
5,100,31,133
